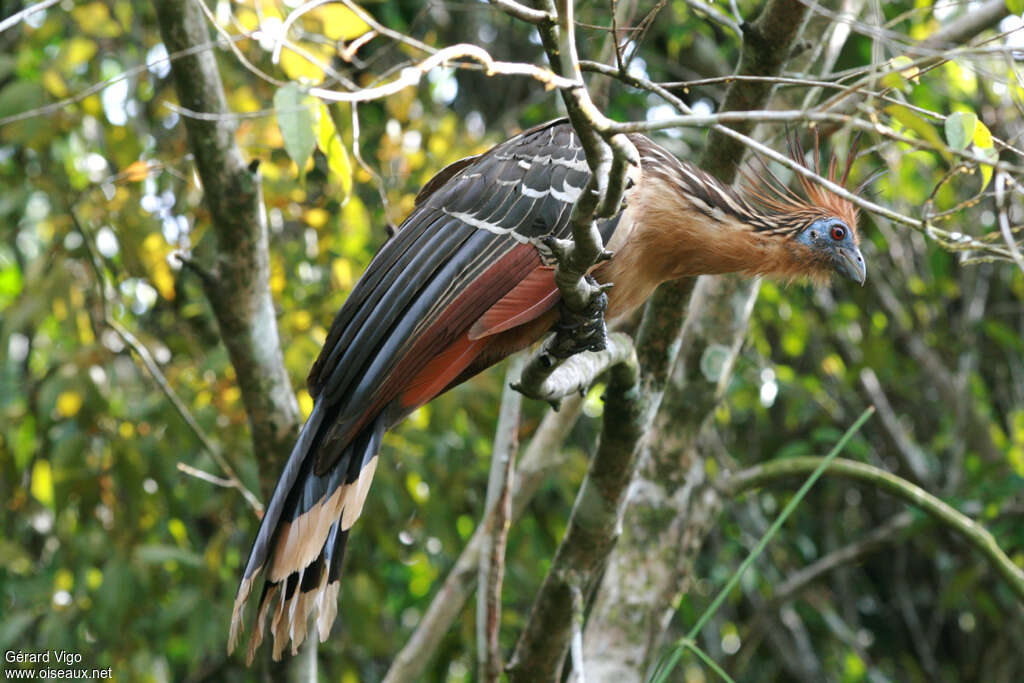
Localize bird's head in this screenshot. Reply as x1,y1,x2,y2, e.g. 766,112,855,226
793,215,865,285
742,135,868,286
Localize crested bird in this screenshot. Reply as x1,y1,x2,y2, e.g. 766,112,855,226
228,119,866,661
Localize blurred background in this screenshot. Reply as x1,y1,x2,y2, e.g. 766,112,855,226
1,0,1022,680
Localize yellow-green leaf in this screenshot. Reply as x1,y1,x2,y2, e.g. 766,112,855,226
56,391,83,418
973,120,993,149
881,56,918,91
309,4,371,41
978,147,998,192
31,460,54,508
60,37,98,75
886,104,948,162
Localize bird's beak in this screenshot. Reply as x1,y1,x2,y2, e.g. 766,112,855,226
835,245,866,285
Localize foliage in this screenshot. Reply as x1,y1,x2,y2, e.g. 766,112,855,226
1,1,1022,681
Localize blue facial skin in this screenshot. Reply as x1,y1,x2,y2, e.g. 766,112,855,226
796,218,866,285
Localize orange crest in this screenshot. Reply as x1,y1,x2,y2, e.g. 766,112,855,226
742,133,862,239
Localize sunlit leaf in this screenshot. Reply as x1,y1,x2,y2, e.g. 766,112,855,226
297,389,313,419
944,111,977,151
41,70,68,98
31,460,54,507
70,1,121,38
309,4,371,41
972,119,993,149
886,104,949,161
60,37,98,74
56,390,83,418
274,82,317,172
279,47,325,82
141,233,175,300
977,147,998,191
305,207,329,228
0,258,23,309
168,518,188,545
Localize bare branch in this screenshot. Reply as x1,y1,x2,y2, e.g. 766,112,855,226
310,44,578,103
0,0,60,35
488,0,554,25
513,333,636,405
508,350,642,681
769,511,915,606
154,0,301,492
477,354,525,682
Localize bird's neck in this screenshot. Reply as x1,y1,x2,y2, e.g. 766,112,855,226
597,168,810,319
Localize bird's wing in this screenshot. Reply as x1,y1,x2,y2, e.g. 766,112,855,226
232,119,626,660
305,118,603,472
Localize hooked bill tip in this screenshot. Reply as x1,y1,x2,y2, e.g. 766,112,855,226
835,245,866,286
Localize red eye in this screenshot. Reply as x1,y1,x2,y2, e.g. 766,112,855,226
830,225,846,241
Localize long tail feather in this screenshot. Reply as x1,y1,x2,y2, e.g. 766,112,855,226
229,407,385,662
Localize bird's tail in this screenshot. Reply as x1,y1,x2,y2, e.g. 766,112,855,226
228,401,385,662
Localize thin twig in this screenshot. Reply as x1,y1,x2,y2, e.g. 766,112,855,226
477,354,525,682
0,0,60,35
310,43,578,103
996,172,1024,275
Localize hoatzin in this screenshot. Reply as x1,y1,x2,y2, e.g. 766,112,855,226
229,119,866,661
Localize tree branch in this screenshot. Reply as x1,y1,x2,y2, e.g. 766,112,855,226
582,0,819,676
507,348,643,681
509,0,641,402
153,0,301,492
477,354,525,682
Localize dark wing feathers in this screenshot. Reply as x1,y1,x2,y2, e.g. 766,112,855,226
232,119,608,661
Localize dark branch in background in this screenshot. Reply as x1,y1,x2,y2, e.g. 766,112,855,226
583,0,818,676
152,0,301,495
767,511,916,608
720,457,1024,603
507,345,643,681
702,0,809,178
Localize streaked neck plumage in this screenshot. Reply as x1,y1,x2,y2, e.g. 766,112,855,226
596,135,861,320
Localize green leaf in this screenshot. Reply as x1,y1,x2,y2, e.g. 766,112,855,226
317,105,353,201
274,82,317,171
1008,0,1024,15
0,80,46,119
886,104,949,162
944,111,977,151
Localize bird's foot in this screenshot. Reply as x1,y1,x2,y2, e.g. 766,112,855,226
549,277,609,358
